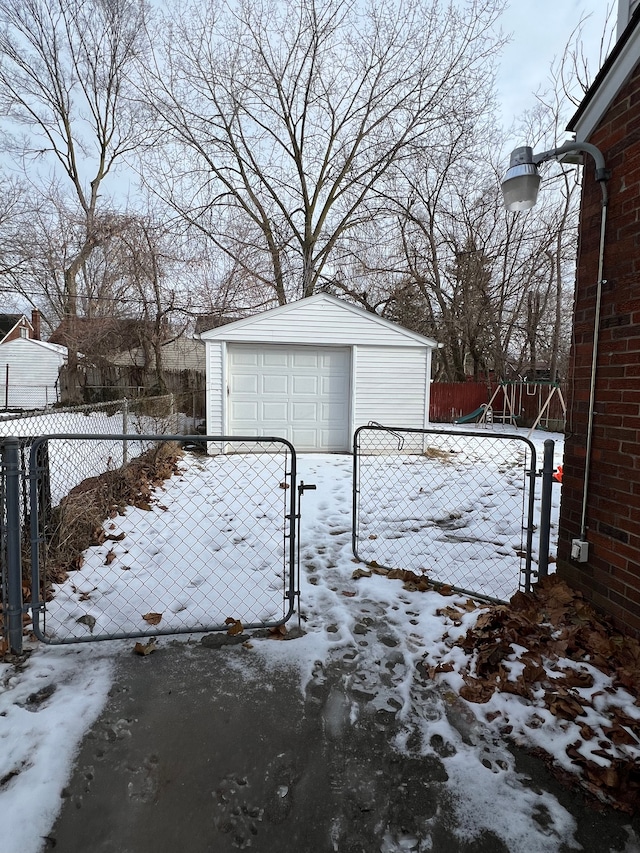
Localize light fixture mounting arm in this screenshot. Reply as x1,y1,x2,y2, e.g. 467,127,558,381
529,140,610,186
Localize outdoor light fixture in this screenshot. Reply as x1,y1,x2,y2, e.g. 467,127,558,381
501,139,611,561
501,141,609,212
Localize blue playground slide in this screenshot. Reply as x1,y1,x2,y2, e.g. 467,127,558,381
454,405,486,424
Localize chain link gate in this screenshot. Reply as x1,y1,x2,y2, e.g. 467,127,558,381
352,425,538,603
29,435,300,644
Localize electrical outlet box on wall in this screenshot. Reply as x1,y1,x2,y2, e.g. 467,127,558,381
571,539,589,562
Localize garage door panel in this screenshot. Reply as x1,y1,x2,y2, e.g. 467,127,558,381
292,352,318,368
292,375,318,395
320,401,347,420
262,351,288,367
321,374,349,394
323,428,348,446
231,351,259,366
292,401,318,421
228,345,350,451
231,375,258,394
262,402,289,421
231,401,259,420
291,428,318,446
262,375,288,394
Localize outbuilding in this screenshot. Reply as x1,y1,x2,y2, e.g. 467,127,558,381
0,337,67,409
198,293,439,452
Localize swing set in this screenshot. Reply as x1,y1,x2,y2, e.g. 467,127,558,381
476,380,567,437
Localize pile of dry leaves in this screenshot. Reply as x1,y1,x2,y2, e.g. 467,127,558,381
429,575,640,813
28,441,184,593
355,565,640,811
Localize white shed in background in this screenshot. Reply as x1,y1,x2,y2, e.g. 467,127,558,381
0,338,67,409
199,294,439,452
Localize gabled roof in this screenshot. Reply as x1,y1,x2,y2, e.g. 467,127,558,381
567,5,640,140
0,313,32,341
198,293,439,349
0,337,67,359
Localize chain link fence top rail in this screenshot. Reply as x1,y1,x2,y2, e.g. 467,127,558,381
0,394,185,439
29,435,297,643
353,425,537,603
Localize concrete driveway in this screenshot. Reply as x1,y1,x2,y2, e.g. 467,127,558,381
48,630,639,853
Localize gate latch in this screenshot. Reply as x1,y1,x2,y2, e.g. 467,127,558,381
298,482,317,496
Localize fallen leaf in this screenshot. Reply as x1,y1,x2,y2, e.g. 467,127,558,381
341,590,357,597
225,617,243,636
278,482,290,490
104,549,116,565
106,532,126,542
351,568,372,579
134,639,157,656
76,614,96,633
142,612,163,625
268,624,287,640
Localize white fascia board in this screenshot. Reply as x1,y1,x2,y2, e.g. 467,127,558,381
572,29,640,141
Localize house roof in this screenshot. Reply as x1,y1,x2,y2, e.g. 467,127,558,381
198,293,440,349
567,5,640,140
0,313,32,340
0,337,67,360
194,313,247,335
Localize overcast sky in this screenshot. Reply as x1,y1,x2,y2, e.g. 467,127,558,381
496,0,614,134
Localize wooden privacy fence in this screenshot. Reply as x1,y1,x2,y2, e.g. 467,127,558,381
430,382,567,429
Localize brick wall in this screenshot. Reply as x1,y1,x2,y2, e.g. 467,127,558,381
557,59,640,637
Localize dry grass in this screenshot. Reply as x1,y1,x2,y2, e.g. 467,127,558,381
37,441,184,591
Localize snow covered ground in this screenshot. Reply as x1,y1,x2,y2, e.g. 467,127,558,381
1,426,639,852
0,402,180,506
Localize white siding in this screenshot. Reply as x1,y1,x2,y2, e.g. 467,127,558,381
0,339,65,408
206,341,224,434
353,346,428,429
203,295,438,451
200,295,435,349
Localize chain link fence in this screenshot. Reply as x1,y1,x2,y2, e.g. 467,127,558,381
0,384,61,410
29,435,297,644
353,425,537,602
0,394,187,440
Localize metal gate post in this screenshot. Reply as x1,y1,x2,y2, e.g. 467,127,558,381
122,398,129,466
2,439,23,654
537,439,555,580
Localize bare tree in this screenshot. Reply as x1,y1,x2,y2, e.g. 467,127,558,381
0,0,147,400
140,0,506,306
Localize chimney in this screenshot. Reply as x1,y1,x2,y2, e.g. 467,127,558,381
31,309,41,340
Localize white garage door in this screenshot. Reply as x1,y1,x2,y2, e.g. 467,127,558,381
228,345,351,451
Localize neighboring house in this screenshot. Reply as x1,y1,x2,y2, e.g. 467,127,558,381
0,338,66,409
111,337,205,373
0,309,41,344
198,293,439,452
557,3,640,637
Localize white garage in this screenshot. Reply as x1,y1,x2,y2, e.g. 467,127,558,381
199,294,439,452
